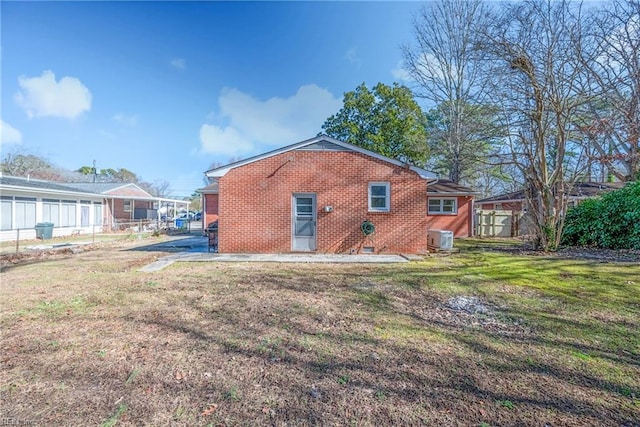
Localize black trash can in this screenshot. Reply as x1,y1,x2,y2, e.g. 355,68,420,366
34,222,54,240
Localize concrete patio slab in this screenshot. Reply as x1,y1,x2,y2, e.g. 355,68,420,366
139,251,409,272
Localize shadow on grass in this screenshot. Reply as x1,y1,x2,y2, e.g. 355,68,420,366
123,257,640,425
133,305,638,425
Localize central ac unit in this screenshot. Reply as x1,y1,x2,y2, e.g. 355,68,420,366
428,229,454,249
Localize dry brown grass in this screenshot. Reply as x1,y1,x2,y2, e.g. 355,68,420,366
1,239,638,426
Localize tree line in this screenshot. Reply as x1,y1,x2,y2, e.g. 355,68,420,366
1,151,172,198
322,0,639,250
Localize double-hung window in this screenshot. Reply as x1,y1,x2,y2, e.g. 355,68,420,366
368,182,390,212
428,198,457,214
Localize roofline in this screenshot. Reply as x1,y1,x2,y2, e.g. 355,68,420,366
475,198,522,204
196,188,218,194
428,191,479,196
0,184,103,199
1,182,186,203
156,197,190,204
204,136,437,180
101,182,153,197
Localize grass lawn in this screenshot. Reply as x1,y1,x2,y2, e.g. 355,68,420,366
1,238,638,426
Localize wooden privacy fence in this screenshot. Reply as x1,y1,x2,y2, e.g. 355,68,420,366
475,210,523,238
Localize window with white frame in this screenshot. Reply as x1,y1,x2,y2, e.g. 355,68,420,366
42,199,61,226
123,200,132,212
368,182,390,212
80,203,90,227
1,197,12,231
93,203,103,226
428,198,457,214
14,197,37,228
60,200,77,227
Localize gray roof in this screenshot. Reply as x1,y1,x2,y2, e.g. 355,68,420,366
64,182,130,193
427,179,478,195
1,175,187,203
0,175,100,194
197,181,219,193
476,182,626,203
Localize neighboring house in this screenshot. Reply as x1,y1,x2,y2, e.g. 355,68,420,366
199,180,219,229
474,182,627,237
0,175,188,241
475,182,626,211
200,136,477,254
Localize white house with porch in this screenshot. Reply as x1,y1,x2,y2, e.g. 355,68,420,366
0,175,188,242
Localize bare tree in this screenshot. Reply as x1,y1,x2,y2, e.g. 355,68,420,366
578,0,640,181
479,0,592,250
402,0,496,184
1,149,67,181
144,179,172,198
204,156,242,184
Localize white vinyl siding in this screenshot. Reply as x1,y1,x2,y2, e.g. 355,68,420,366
368,182,390,212
428,198,457,214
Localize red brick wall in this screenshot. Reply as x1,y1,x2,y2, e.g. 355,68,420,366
204,193,219,227
426,196,474,237
218,150,429,254
112,199,153,222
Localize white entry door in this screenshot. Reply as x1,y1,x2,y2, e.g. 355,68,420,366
292,193,317,251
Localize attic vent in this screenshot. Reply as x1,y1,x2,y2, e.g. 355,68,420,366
362,246,375,254
296,141,350,151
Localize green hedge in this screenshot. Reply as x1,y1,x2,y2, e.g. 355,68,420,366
562,181,640,249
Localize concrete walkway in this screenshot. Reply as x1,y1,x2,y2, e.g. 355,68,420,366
139,251,410,272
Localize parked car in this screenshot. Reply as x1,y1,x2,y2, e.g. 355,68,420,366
194,211,202,221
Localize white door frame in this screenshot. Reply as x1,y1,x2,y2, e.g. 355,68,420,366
291,193,317,251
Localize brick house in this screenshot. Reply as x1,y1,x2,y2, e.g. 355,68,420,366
201,136,477,254
426,179,478,238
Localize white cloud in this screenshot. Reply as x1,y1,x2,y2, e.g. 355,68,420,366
200,124,254,156
171,58,186,70
345,47,362,68
0,119,23,146
200,84,341,157
391,60,411,82
113,113,138,126
14,70,91,119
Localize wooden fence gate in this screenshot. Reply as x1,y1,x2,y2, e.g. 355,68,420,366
475,210,523,237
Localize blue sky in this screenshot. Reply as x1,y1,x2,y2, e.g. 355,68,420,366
1,1,419,197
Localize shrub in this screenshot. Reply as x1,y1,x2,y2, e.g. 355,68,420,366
562,181,640,249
